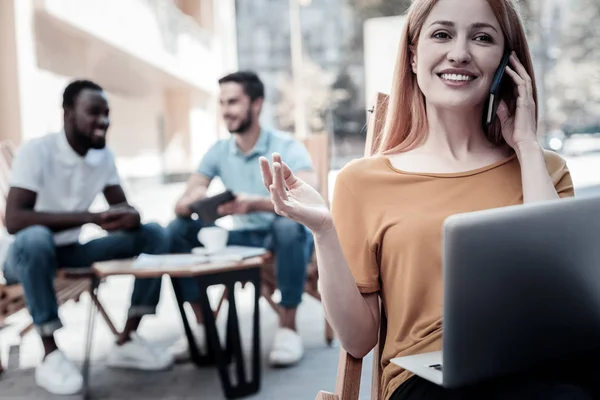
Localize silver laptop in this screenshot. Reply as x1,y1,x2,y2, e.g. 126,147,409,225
391,194,600,388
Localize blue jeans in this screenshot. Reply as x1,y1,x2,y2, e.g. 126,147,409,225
167,216,314,308
2,223,169,336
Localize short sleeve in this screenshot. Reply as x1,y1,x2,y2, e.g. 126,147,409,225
105,151,121,187
282,140,313,173
545,151,574,198
9,142,43,193
554,163,573,198
331,171,380,294
197,143,221,179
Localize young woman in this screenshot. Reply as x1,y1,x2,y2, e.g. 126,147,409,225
259,0,595,399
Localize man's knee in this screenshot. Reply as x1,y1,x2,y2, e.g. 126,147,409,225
271,218,306,247
166,216,205,237
12,225,55,259
7,226,56,279
166,217,192,237
166,217,206,253
138,222,166,238
135,222,170,253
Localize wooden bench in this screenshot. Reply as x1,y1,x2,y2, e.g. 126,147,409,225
0,141,118,373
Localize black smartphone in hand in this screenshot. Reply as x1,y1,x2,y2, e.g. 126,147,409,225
188,190,235,223
483,50,512,130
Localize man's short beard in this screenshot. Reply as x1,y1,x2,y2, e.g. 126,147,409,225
229,109,253,134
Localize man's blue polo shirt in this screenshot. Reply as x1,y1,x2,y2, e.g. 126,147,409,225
197,127,313,231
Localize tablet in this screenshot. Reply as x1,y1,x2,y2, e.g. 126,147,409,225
188,190,235,223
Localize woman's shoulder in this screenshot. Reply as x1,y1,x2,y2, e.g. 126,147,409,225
335,155,387,188
542,149,568,172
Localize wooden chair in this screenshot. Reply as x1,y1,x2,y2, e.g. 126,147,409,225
316,92,389,400
0,141,119,373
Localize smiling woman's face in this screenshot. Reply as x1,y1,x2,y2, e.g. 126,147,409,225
412,0,506,110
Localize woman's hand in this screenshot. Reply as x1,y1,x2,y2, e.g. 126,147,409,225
259,153,333,233
496,51,539,152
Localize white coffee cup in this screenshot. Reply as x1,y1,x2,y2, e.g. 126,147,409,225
197,226,228,253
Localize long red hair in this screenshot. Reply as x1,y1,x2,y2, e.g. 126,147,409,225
376,0,538,154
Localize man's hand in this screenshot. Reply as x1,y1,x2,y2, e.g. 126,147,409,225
217,193,259,216
174,173,211,217
94,208,141,232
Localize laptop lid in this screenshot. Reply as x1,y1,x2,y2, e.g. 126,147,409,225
441,195,600,388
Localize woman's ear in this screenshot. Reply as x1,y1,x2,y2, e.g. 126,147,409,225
409,45,417,73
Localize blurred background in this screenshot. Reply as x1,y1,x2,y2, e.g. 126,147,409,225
1,0,598,181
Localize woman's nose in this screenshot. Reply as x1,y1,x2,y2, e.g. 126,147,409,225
447,41,472,64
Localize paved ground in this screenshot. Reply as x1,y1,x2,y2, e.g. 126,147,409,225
0,275,374,400
1,146,600,399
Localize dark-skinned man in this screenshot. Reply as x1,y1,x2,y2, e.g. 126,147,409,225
2,80,173,395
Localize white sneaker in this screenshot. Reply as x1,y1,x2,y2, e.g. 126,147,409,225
106,333,173,371
268,327,304,367
35,350,83,395
168,324,206,363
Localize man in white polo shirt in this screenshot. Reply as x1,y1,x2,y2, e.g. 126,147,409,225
2,80,173,396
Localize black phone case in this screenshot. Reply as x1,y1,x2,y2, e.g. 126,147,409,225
483,50,512,130
189,190,235,223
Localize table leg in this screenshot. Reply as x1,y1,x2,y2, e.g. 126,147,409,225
170,277,215,365
194,268,261,399
82,275,100,400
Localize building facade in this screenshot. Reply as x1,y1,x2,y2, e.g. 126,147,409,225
0,0,238,182
234,0,365,134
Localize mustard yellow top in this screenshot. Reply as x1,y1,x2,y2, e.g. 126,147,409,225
331,150,574,399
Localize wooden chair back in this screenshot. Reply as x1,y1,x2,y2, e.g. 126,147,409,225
315,92,389,400
0,142,16,227
302,133,330,204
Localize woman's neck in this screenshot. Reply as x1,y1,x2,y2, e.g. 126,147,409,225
419,104,495,159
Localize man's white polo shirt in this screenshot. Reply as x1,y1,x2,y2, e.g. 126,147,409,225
8,131,120,246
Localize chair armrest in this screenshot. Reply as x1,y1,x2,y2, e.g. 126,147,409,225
316,348,363,400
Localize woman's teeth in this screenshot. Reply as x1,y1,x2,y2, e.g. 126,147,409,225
440,74,475,82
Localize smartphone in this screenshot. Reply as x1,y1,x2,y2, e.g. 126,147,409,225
188,190,236,223
483,50,512,130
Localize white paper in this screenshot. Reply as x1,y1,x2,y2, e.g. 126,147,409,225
192,246,267,259
131,254,208,269
130,249,262,270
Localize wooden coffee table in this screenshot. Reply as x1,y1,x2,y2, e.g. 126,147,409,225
82,254,268,400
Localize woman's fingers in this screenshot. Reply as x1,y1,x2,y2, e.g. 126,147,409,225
259,156,273,191
271,152,301,188
509,52,533,98
272,162,288,200
280,161,298,187
262,154,292,217
269,184,290,217
505,65,529,106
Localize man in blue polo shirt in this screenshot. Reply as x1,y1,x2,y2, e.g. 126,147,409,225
166,71,316,367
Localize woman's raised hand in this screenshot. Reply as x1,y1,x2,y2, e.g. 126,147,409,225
259,153,333,233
